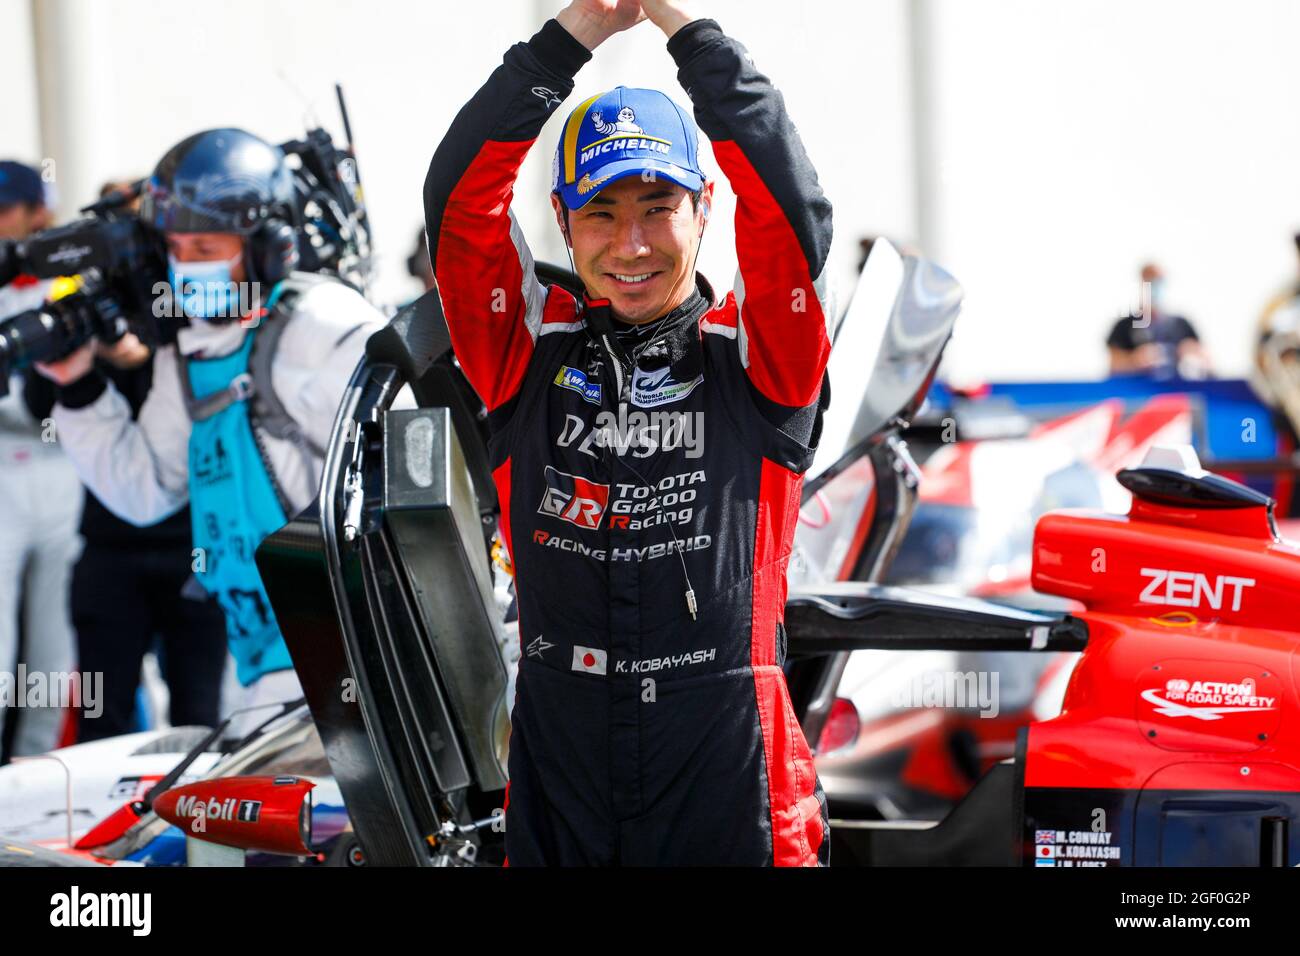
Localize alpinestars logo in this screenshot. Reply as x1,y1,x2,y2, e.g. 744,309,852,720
539,466,609,529
531,86,561,109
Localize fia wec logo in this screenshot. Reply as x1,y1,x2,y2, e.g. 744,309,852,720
631,366,702,408
538,465,609,529
1137,568,1256,612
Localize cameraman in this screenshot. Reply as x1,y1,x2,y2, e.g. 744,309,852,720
34,130,387,725
23,183,228,742
0,160,81,760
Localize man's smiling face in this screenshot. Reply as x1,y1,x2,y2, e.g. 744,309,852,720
552,175,713,324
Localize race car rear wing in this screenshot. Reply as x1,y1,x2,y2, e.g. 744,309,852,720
782,581,1088,749
784,582,1089,654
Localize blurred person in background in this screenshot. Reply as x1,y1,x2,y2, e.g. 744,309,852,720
1106,262,1211,377
1254,232,1300,353
34,131,387,737
0,160,82,761
1252,232,1300,455
856,235,877,274
0,161,52,240
406,227,436,295
21,181,230,743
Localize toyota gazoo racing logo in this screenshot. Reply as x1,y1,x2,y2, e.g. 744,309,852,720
538,466,609,529
173,794,263,823
607,469,706,530
1141,676,1277,721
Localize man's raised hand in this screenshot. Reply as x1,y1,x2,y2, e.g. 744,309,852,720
639,0,702,38
556,0,647,51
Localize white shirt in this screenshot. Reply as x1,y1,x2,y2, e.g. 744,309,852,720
52,278,388,526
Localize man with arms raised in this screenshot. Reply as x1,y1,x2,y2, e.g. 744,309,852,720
425,0,834,865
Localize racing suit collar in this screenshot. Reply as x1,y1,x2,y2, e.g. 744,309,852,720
582,273,714,384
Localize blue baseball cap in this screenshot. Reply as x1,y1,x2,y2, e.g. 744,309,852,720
0,161,46,208
552,86,705,210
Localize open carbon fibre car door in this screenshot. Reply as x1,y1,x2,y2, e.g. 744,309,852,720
257,289,511,866
789,241,964,746
805,239,963,498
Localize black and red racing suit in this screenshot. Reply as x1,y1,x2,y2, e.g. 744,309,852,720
424,16,834,865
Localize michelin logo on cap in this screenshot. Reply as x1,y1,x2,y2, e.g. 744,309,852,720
580,107,673,170
553,86,705,210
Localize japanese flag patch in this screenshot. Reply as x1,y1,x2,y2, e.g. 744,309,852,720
572,645,607,676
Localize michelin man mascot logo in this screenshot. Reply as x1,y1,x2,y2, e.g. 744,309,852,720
591,106,644,136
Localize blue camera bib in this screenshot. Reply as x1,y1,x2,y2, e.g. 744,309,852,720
186,327,293,686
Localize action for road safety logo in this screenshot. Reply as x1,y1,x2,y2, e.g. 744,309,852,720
1141,676,1276,720
539,466,609,529
1136,660,1280,744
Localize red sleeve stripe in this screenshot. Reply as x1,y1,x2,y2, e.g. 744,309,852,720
750,457,826,865
434,140,546,412
713,141,832,409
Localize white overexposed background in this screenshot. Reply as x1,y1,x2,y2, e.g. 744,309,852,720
3,0,1298,383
